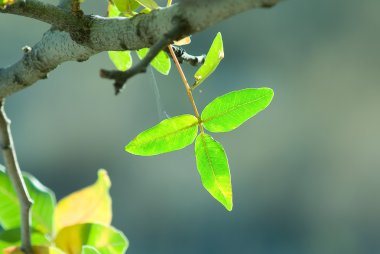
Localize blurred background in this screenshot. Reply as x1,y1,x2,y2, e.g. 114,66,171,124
1,0,380,253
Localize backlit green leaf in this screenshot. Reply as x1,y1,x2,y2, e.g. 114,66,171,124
136,48,171,75
81,246,101,254
126,114,198,156
193,32,224,89
113,0,139,14
0,166,55,235
0,228,50,251
55,223,128,254
108,51,132,71
0,0,15,7
201,88,274,132
107,3,120,17
5,246,64,254
135,0,159,10
195,133,232,211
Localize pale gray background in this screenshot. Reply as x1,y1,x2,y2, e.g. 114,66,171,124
1,0,380,253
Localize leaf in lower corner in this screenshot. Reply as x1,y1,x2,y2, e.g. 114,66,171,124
0,228,50,252
55,223,128,254
108,51,132,71
54,169,112,233
81,246,101,254
126,114,199,156
0,166,56,235
193,32,224,89
136,48,171,75
201,88,274,133
4,246,64,254
195,133,232,211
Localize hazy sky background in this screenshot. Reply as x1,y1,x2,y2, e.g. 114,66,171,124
1,0,380,253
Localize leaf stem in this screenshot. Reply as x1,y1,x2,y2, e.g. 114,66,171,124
168,45,204,132
0,99,33,254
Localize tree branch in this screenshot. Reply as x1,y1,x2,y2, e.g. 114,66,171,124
0,99,33,254
0,0,280,98
100,25,185,94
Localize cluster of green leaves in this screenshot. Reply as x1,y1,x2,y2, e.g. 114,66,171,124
0,167,128,254
125,32,274,211
107,0,173,75
0,0,15,8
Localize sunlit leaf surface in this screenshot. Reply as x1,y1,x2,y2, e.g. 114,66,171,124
126,114,199,156
195,133,232,211
193,32,224,88
108,51,132,71
136,48,171,75
55,223,128,254
201,88,274,132
54,169,112,232
0,166,55,234
0,228,50,251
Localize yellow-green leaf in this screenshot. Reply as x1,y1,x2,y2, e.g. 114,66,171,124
54,169,112,232
107,3,120,17
112,0,140,14
0,0,15,7
135,0,159,10
4,246,64,254
136,48,171,75
126,114,198,156
201,88,274,133
0,167,55,235
108,51,132,71
193,32,224,89
195,133,232,211
55,223,128,254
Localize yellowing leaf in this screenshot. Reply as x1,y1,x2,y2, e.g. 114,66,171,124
55,223,128,254
4,246,64,254
54,169,112,232
174,36,191,46
0,0,15,7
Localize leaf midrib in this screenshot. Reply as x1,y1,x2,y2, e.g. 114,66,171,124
202,93,270,124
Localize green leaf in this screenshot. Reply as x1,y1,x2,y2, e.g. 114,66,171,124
5,246,64,254
108,51,132,71
81,246,101,254
55,223,128,254
193,32,224,89
112,0,140,14
195,133,232,211
201,88,274,132
107,3,121,17
0,228,50,251
0,0,15,7
0,166,56,235
136,48,171,75
126,114,199,156
135,0,159,10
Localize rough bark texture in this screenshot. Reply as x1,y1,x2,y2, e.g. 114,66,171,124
0,0,279,98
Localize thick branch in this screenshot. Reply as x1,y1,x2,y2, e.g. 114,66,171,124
0,99,33,254
0,0,280,98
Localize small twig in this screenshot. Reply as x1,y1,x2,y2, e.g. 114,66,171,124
0,99,33,254
100,25,184,95
164,45,205,66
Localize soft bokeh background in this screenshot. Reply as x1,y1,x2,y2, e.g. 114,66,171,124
1,0,380,253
